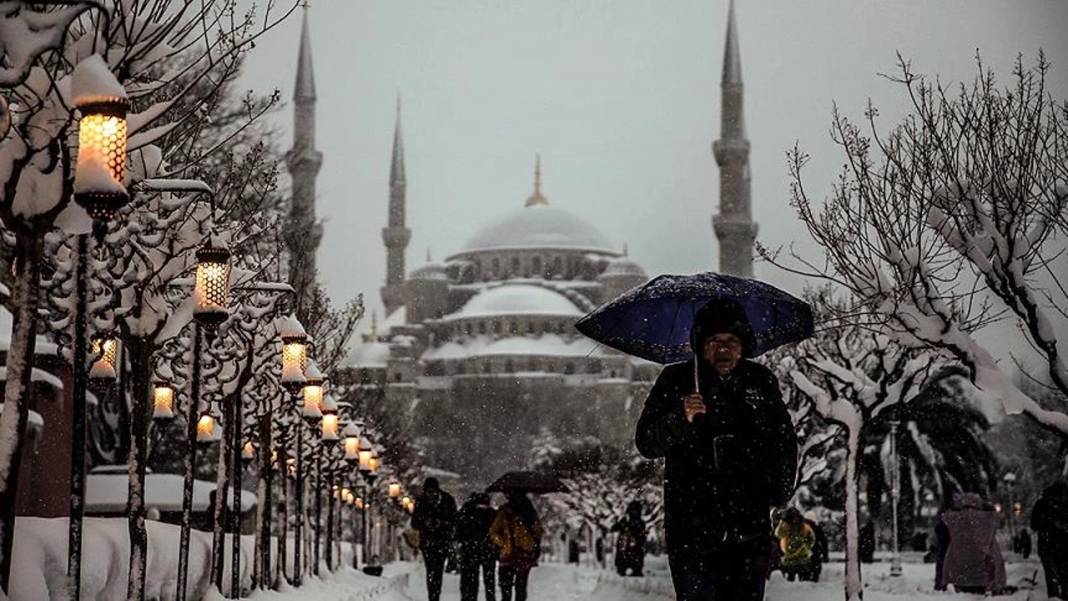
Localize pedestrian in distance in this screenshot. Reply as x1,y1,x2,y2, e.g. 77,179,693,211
774,507,815,582
1031,481,1068,599
940,492,1006,595
490,491,543,601
803,516,828,582
611,500,648,577
456,492,498,601
411,477,458,601
635,299,799,601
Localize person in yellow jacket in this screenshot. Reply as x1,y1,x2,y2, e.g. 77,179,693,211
774,507,816,582
490,492,543,601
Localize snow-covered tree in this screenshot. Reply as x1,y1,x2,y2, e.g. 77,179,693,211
773,53,1068,441
789,292,947,601
0,1,299,594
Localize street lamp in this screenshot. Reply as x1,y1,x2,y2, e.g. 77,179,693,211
302,359,324,421
280,315,309,395
358,439,373,473
342,422,360,462
196,404,221,444
321,414,339,441
888,420,903,578
88,334,119,392
73,56,130,224
193,241,231,335
151,380,175,422
388,482,401,499
242,441,256,468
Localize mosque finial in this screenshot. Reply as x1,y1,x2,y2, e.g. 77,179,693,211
623,242,629,257
525,154,548,207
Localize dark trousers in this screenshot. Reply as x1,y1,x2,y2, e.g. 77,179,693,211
498,564,531,601
668,536,770,601
423,546,448,601
1043,553,1067,599
460,555,496,601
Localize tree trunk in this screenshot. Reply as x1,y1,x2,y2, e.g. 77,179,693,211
0,233,43,594
125,336,155,601
230,394,243,598
324,473,334,571
313,453,321,577
844,426,864,601
211,399,230,591
177,325,203,601
67,234,90,600
255,414,272,590
275,445,287,589
293,416,303,586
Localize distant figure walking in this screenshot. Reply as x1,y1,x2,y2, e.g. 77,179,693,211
803,516,828,582
940,492,1006,595
1031,482,1068,599
490,492,543,601
412,477,458,601
456,492,498,601
612,500,647,577
774,508,815,582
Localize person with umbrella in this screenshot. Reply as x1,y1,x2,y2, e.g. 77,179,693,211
576,274,808,601
490,491,543,601
455,492,498,601
412,477,458,601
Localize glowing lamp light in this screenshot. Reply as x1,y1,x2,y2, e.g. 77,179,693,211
279,315,308,396
88,335,119,392
152,381,175,421
388,483,401,499
302,384,324,420
73,80,129,221
369,454,381,475
320,413,339,441
342,422,360,462
196,407,220,444
242,440,256,466
193,242,231,329
358,438,373,472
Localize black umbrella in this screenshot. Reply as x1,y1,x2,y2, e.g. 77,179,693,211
486,471,569,494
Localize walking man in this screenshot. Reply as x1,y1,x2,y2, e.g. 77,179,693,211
456,492,498,601
636,299,798,601
412,477,457,601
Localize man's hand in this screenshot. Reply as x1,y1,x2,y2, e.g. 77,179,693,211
683,394,707,423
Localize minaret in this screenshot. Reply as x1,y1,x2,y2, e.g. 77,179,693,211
286,7,323,302
525,154,548,207
380,97,410,317
712,0,757,277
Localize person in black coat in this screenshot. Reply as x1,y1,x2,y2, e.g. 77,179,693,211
635,299,798,601
1031,481,1068,600
412,477,458,601
611,500,647,577
455,492,498,601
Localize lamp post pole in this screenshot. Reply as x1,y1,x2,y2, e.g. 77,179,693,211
230,394,243,598
176,323,203,601
889,420,903,578
66,234,90,601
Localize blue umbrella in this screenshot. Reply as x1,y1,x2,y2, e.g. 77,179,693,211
574,272,813,365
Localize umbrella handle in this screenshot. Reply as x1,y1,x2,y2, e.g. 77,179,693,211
693,354,700,394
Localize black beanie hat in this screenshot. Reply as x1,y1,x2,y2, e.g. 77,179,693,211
692,299,755,356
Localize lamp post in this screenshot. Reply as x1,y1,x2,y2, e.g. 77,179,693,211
1003,472,1017,543
889,420,903,578
279,315,307,586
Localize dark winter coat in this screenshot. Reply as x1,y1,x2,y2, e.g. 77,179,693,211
612,515,647,569
941,493,1006,591
455,498,497,562
1031,486,1068,561
412,491,458,552
635,359,798,554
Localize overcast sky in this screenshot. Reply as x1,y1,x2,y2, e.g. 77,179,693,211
239,0,1068,357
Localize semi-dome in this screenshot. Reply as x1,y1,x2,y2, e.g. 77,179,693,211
346,339,391,369
445,284,583,320
451,204,616,256
408,260,448,281
600,256,647,278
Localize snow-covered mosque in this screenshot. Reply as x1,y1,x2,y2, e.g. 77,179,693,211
301,1,759,484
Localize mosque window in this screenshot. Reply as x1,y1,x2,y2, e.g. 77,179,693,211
505,360,514,373
478,322,487,335
589,360,603,373
564,363,575,375
526,322,535,334
530,359,540,371
456,362,466,375
552,257,562,277
465,323,473,336
492,321,502,334
509,321,518,334
491,257,500,276
394,372,402,383
556,322,566,334
532,257,543,277
511,256,521,275
483,362,492,374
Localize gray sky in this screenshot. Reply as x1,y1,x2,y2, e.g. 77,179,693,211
240,0,1068,354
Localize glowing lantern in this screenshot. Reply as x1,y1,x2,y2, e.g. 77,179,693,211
152,381,175,421
342,422,360,462
388,483,401,499
88,335,119,392
369,454,381,475
279,315,308,396
196,405,221,444
358,439,373,473
242,441,256,466
72,55,129,222
302,359,324,421
320,413,339,441
193,241,231,329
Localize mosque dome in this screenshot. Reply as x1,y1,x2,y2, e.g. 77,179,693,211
600,255,647,279
345,339,391,369
408,258,448,281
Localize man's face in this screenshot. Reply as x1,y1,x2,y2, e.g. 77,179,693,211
701,333,743,375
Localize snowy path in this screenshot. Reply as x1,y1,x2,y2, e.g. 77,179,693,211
395,559,1050,601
